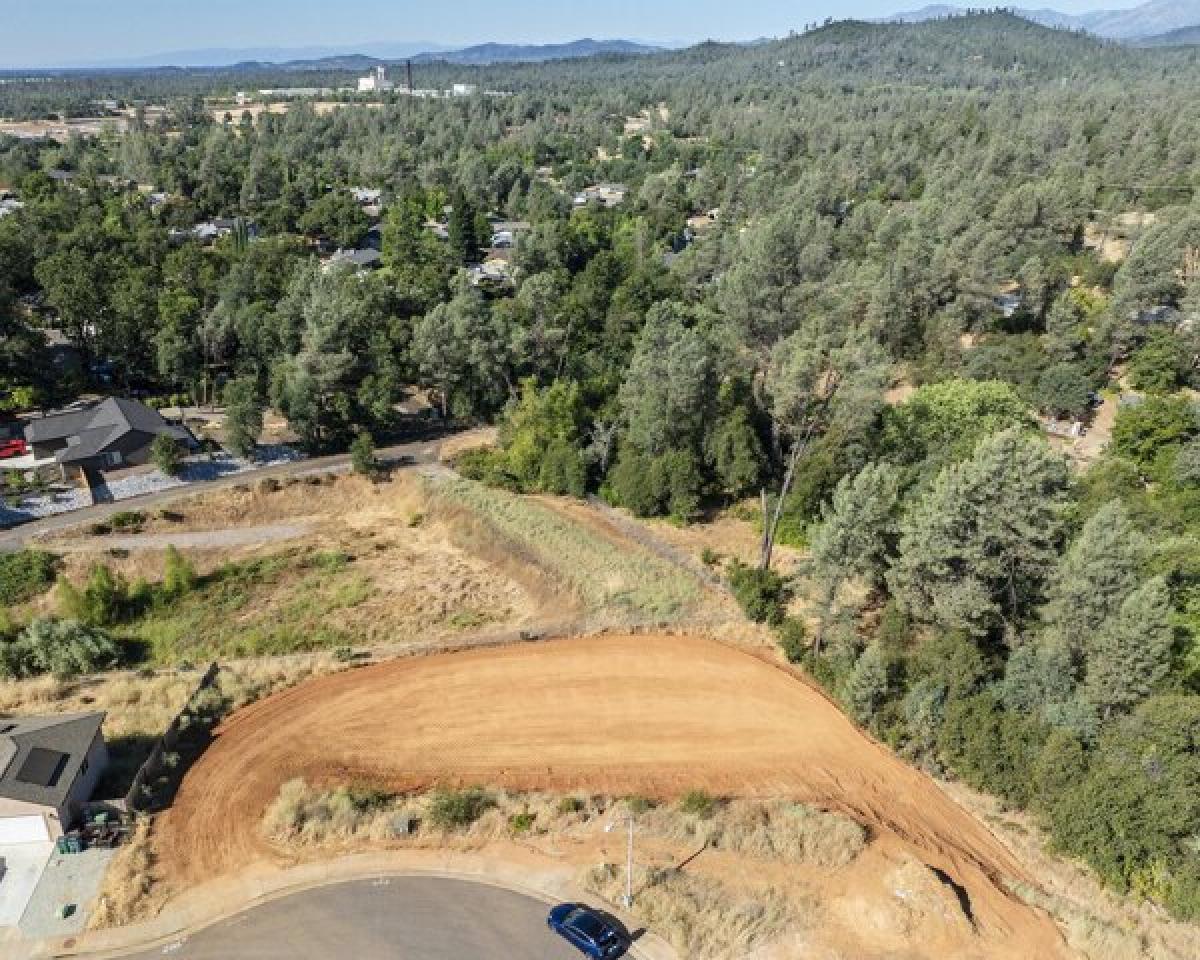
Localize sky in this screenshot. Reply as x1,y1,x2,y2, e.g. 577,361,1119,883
1,0,1148,68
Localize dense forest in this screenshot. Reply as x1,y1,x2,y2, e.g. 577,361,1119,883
5,11,1200,920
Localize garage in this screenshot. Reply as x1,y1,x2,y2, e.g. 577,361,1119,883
0,816,50,845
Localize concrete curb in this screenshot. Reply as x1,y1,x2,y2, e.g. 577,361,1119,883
19,852,677,960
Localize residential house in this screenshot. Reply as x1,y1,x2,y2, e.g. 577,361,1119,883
326,248,383,273
25,397,195,481
488,219,530,249
993,292,1022,319
468,258,516,291
573,183,628,208
1132,305,1181,328
0,713,107,843
170,218,254,246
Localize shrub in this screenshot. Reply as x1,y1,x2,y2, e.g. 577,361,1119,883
777,617,808,663
0,618,120,679
151,434,184,477
679,789,718,819
0,550,59,605
58,564,136,627
625,795,655,815
1111,394,1199,468
350,430,379,478
162,546,196,598
427,787,495,829
454,447,519,490
556,796,585,815
727,559,789,625
109,511,146,532
508,811,536,833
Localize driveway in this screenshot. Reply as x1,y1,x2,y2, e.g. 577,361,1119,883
0,842,53,928
119,877,634,959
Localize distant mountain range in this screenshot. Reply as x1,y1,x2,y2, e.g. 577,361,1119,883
886,0,1200,41
412,38,661,65
68,38,661,70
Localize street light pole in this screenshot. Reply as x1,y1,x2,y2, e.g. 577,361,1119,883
623,812,633,909
605,811,635,909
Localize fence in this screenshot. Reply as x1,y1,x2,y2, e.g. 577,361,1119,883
123,661,220,813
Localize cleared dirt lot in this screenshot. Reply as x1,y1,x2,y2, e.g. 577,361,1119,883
154,632,1069,959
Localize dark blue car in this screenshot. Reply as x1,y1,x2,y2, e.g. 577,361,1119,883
547,904,625,958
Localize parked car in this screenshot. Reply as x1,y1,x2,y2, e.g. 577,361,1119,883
547,904,625,959
0,439,27,459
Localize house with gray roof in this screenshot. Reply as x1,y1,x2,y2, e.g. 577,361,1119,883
24,397,195,480
326,248,383,273
0,713,107,843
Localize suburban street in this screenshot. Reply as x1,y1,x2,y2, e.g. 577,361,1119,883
0,432,450,552
120,877,614,959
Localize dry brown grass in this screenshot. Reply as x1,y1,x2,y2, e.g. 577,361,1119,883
640,797,867,869
584,862,803,960
88,818,166,929
257,782,843,958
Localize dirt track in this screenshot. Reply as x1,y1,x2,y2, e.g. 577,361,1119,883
155,633,1069,958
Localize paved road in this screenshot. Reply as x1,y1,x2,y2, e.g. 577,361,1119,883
0,433,450,552
121,877,619,960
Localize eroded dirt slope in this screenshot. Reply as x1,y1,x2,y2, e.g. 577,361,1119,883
154,633,1069,959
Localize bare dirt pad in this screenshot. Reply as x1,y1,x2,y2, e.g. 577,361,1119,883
154,633,1068,959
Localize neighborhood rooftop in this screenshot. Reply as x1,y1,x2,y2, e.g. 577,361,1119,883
25,397,192,466
0,712,105,810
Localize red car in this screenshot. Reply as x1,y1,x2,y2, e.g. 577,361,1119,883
0,439,27,459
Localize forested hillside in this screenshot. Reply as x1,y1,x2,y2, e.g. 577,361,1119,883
4,11,1200,921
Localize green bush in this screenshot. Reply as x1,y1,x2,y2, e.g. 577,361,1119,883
556,796,585,815
776,617,808,663
151,434,184,477
350,430,379,478
679,789,718,819
0,618,120,679
0,550,59,605
427,787,495,829
1111,395,1199,469
163,546,197,597
937,693,1048,808
57,563,141,627
508,811,536,833
727,559,789,625
109,510,146,532
454,447,520,491
625,795,655,814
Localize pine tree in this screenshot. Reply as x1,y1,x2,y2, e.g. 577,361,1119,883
1042,500,1143,663
1084,576,1174,719
887,428,1068,636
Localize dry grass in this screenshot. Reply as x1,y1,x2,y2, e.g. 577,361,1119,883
639,797,867,869
88,818,166,929
258,781,844,959
584,862,802,960
425,473,701,621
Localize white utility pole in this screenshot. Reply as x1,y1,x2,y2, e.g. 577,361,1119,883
605,812,634,908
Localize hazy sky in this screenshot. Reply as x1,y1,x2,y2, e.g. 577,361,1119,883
2,0,1147,67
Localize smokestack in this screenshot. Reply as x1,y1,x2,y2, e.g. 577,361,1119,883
406,59,414,94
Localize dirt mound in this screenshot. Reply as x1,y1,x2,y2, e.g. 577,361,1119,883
154,633,1069,959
